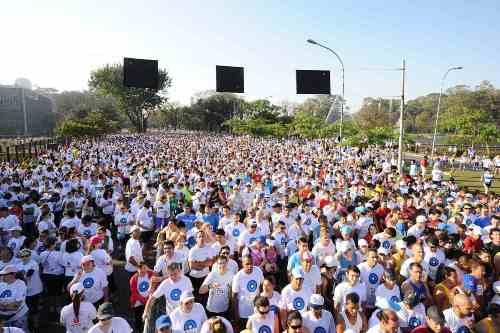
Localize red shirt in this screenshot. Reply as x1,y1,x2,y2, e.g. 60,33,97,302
463,236,483,254
411,325,452,333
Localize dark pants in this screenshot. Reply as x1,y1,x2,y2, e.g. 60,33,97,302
134,305,145,331
190,276,206,303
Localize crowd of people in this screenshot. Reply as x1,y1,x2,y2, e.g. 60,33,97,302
0,132,498,333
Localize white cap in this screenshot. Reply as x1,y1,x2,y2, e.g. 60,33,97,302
9,225,22,232
468,225,483,237
416,215,426,224
324,256,338,268
291,268,304,279
70,283,84,295
180,291,195,303
358,239,368,247
80,255,94,265
309,294,324,306
395,240,407,250
0,265,18,275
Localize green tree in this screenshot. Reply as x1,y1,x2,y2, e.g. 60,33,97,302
89,64,172,132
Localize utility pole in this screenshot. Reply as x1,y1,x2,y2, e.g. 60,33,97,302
397,59,406,174
21,88,28,136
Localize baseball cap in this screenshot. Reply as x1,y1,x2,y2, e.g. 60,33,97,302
97,302,114,320
358,239,368,247
180,291,195,303
291,268,304,279
340,225,353,234
426,305,445,325
8,225,22,232
323,256,338,268
309,294,324,308
17,248,32,258
155,315,172,330
80,255,94,265
0,265,18,275
70,283,84,295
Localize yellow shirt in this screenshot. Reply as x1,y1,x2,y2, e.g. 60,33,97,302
392,252,406,274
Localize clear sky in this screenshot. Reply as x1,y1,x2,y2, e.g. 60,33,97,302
1,0,499,112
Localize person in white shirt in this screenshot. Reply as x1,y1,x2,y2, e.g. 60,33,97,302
443,294,475,333
125,226,143,275
154,240,186,279
357,248,385,309
232,255,264,326
88,302,132,333
334,265,367,313
60,282,97,333
0,265,29,332
68,255,108,307
336,292,367,333
366,309,401,333
280,268,310,323
15,249,43,331
199,255,234,316
39,236,64,319
300,252,321,294
145,262,194,316
169,291,207,333
136,200,155,244
302,294,336,333
188,230,216,300
246,296,280,333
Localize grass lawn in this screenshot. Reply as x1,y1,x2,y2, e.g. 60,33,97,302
444,170,499,194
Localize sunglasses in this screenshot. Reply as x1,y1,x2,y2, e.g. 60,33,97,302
290,324,302,329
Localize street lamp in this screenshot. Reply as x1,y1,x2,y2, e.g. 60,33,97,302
307,39,345,142
431,66,463,158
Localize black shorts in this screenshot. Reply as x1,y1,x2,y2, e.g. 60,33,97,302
43,274,64,296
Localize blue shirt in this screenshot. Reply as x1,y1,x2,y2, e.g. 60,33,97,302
474,216,491,228
203,213,220,231
175,213,197,230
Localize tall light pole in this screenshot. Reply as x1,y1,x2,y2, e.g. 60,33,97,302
431,66,463,158
307,39,345,142
397,59,406,174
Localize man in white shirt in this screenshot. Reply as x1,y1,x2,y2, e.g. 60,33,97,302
443,294,475,333
188,230,215,301
303,294,336,333
125,226,143,275
68,255,108,306
358,248,385,309
333,265,367,313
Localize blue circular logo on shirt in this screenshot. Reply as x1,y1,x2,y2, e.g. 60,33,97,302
247,280,258,292
382,240,391,249
184,320,197,331
429,257,439,267
281,237,287,245
232,228,240,237
170,288,181,301
457,327,471,333
120,217,127,224
390,295,400,303
368,272,379,284
293,297,305,310
82,277,94,289
270,304,279,314
409,317,421,328
314,328,327,333
0,290,12,298
249,237,257,244
259,325,272,333
148,211,153,218
138,281,149,292
83,229,91,238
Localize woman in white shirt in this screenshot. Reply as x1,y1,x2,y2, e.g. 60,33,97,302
39,236,64,319
60,282,97,333
61,238,84,288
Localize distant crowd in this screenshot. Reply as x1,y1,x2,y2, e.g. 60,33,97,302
0,133,498,333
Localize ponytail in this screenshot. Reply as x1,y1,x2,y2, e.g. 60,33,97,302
72,292,82,320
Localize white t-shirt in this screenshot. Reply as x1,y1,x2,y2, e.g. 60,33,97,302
201,270,234,313
400,258,429,280
188,245,216,278
62,252,84,277
88,317,132,333
15,259,43,296
74,267,108,304
90,249,113,276
125,238,143,272
60,301,97,333
232,267,264,318
154,252,186,277
40,250,64,275
248,311,276,333
153,276,194,314
303,309,336,333
424,249,446,281
170,302,207,333
367,324,402,333
333,281,367,310
443,308,474,333
302,266,321,293
375,283,401,305
280,285,310,313
0,279,29,320
357,262,385,307
0,327,24,333
136,207,154,231
396,303,426,329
